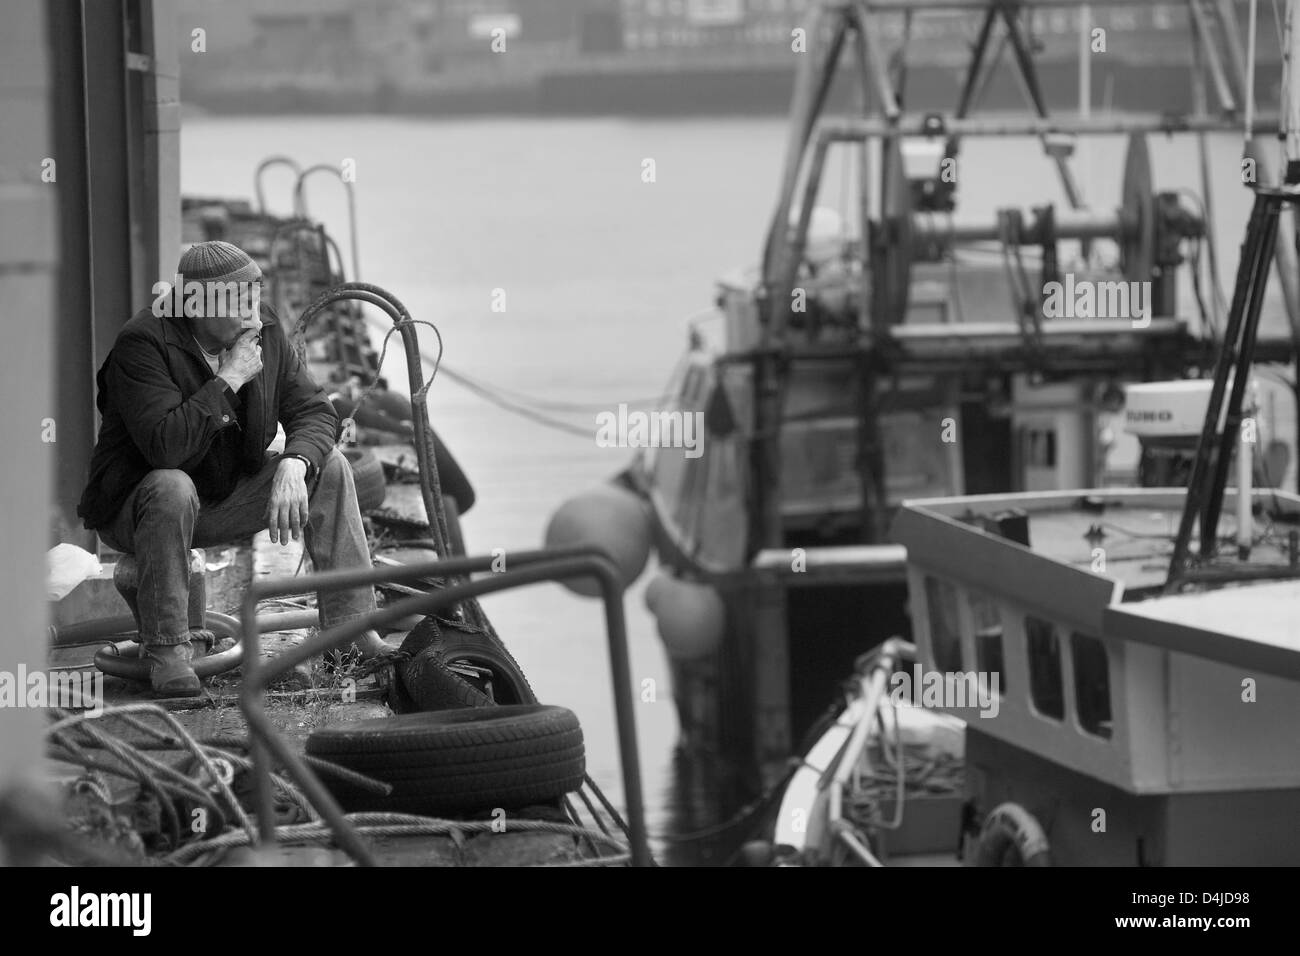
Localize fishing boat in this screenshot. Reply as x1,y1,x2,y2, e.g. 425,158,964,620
768,437,1300,866
594,0,1300,806
740,0,1300,866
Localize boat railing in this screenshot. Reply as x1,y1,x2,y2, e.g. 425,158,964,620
751,544,908,586
253,155,303,216
293,163,360,282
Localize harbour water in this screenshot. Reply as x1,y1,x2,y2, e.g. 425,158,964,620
182,115,1298,863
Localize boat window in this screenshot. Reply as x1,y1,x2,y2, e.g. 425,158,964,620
969,592,1005,696
1071,632,1113,739
923,576,963,673
1025,616,1064,720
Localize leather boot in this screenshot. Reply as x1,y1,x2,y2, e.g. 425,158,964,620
143,642,201,698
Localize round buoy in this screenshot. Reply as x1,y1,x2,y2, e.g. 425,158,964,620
647,574,724,660
644,569,671,613
544,486,651,597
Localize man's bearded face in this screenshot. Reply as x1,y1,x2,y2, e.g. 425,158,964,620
192,279,262,348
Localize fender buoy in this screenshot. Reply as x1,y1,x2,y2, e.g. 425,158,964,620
645,571,724,660
544,485,651,597
974,802,1051,867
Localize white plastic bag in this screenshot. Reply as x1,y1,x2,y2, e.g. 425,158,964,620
47,543,103,601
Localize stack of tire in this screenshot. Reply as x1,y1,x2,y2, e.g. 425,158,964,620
306,592,586,818
305,705,585,816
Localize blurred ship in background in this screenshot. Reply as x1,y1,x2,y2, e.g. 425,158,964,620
538,0,1300,821
176,0,1285,116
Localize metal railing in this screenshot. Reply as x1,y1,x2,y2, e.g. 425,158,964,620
237,545,652,867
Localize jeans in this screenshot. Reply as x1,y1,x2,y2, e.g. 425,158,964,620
99,448,377,646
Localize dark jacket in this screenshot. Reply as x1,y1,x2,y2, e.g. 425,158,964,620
77,304,340,530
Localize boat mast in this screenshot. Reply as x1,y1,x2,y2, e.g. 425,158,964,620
1165,0,1300,590
1079,4,1091,120
1285,0,1300,172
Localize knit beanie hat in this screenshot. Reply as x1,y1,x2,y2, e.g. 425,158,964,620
177,240,262,285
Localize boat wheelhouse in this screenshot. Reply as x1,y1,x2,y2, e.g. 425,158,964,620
889,487,1300,865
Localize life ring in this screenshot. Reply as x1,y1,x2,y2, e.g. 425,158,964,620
973,802,1051,867
93,611,243,681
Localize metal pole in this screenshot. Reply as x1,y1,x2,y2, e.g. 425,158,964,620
1166,191,1279,588
1187,0,1240,113
1079,5,1091,120
1190,15,1224,333
1199,197,1280,555
1285,0,1300,166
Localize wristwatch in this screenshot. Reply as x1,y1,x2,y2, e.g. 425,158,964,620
281,452,315,480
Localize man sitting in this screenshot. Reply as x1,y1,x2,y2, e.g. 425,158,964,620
77,240,387,696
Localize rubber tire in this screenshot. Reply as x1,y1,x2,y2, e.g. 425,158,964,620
330,399,474,513
399,653,494,710
393,615,537,713
343,447,386,513
305,704,585,814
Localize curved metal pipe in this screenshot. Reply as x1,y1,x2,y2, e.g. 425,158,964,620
49,608,320,648
254,155,303,215
295,283,450,564
293,163,360,281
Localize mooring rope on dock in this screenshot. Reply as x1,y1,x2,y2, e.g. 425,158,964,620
49,704,259,845
165,812,629,866
44,704,632,866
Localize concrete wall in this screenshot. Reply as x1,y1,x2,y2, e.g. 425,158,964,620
0,0,57,804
